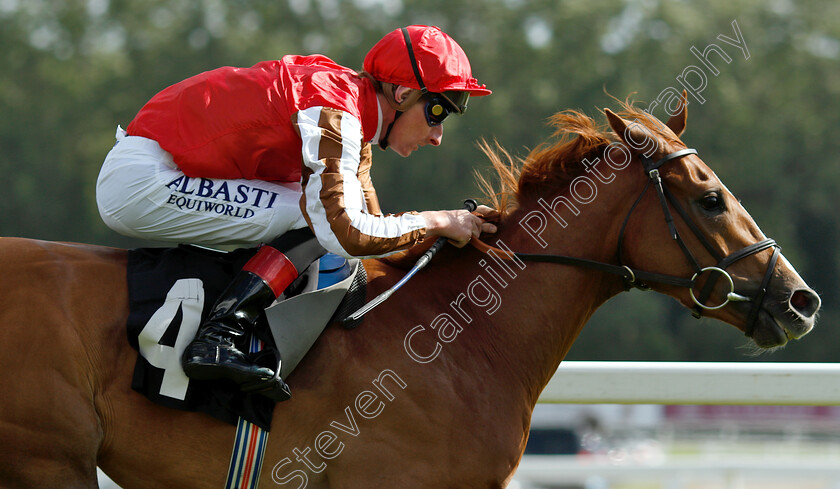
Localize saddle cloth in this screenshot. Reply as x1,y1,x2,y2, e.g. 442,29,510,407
126,244,366,430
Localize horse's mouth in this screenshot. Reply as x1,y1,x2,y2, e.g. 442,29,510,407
750,289,819,348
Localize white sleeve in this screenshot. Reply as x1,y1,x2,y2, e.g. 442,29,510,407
295,106,427,258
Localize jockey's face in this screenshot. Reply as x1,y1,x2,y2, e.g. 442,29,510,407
386,90,444,157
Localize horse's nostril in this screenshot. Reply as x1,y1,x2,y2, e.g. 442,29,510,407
790,289,821,318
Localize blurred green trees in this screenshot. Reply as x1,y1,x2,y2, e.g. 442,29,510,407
1,0,837,361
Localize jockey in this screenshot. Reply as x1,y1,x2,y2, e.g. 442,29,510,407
96,25,497,402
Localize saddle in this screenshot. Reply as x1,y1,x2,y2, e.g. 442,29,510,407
126,244,367,430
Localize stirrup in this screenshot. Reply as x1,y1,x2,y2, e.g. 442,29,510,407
241,347,292,402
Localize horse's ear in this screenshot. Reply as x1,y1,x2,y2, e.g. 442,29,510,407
604,108,628,136
604,108,658,156
665,90,688,137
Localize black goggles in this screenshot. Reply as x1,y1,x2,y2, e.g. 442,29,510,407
399,28,471,127
423,91,470,126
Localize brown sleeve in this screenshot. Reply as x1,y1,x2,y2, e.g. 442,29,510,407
294,106,427,257
356,143,382,216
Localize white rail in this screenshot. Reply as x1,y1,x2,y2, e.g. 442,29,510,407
513,456,840,489
525,362,840,489
539,362,840,405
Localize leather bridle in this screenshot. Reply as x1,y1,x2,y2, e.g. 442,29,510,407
471,148,780,338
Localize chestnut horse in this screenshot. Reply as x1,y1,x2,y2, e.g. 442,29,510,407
0,99,820,488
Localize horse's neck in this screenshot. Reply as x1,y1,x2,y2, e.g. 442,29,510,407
451,178,640,407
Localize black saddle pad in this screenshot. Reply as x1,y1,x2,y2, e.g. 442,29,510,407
126,245,275,430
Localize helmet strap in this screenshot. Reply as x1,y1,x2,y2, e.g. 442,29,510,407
401,27,428,95
379,110,401,150
358,71,422,151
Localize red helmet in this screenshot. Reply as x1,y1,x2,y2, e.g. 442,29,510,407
363,25,492,107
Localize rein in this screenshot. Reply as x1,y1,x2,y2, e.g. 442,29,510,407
470,236,694,288
471,148,780,337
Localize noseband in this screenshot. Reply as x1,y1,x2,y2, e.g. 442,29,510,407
471,148,780,338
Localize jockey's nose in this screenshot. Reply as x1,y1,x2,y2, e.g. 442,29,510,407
428,125,443,146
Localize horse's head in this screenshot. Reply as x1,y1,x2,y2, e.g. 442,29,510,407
603,96,820,348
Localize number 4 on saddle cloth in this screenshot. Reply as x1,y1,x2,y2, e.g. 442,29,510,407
126,244,367,431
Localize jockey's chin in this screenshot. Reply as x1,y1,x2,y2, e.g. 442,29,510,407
389,144,419,157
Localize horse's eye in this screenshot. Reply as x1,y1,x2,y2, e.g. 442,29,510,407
699,192,725,212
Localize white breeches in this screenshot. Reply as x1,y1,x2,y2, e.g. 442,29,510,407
96,127,308,246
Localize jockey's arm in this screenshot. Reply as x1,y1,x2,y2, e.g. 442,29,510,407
355,144,382,216
295,106,427,258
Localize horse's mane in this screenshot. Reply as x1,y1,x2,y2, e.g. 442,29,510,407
476,99,679,216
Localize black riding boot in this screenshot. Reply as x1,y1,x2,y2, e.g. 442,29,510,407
181,270,291,397
181,228,326,403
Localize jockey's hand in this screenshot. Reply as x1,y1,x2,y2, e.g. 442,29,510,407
421,205,499,248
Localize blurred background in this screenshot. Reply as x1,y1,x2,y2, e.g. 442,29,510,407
2,0,838,487
2,0,838,362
